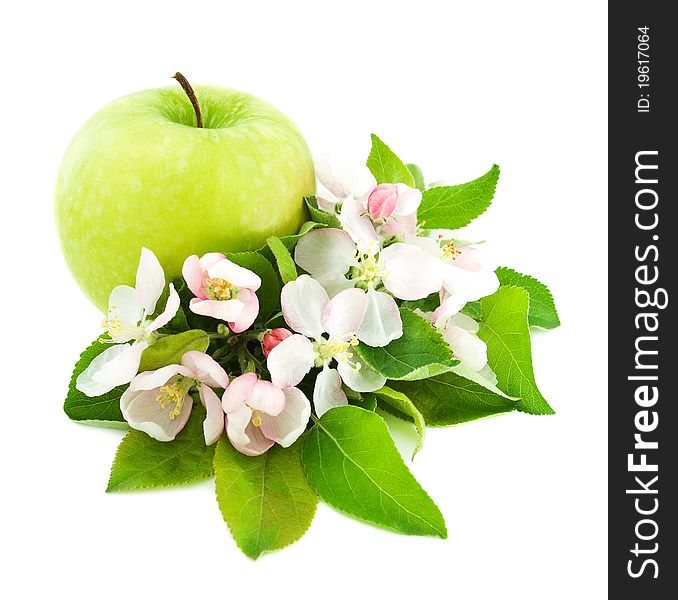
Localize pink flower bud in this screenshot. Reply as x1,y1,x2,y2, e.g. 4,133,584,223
262,328,293,358
367,184,399,219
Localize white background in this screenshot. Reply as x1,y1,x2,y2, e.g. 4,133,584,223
0,1,607,598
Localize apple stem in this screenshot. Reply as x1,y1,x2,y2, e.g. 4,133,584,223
172,72,203,128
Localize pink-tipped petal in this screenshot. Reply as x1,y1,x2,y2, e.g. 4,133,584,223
136,248,166,315
280,275,329,340
230,421,275,457
189,297,246,322
182,255,206,298
367,184,399,218
379,211,418,236
267,334,316,389
357,288,403,347
200,384,225,445
228,289,259,333
294,228,357,278
312,367,348,417
322,287,368,340
259,387,311,447
181,351,229,388
262,328,293,358
248,379,286,417
198,253,227,271
222,373,258,414
207,258,261,291
225,404,254,448
381,243,444,300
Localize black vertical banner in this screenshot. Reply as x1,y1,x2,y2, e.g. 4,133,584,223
609,3,676,597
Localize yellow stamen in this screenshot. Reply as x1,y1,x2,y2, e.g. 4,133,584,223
442,241,462,260
251,413,262,427
205,277,238,301
155,376,195,420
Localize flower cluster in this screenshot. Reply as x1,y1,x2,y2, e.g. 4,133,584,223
65,134,558,559
75,155,501,457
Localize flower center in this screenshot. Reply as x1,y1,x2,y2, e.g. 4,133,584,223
205,277,238,301
350,249,385,289
251,412,263,427
314,335,362,371
441,241,462,261
155,375,195,420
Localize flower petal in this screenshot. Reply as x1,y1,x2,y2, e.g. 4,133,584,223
182,254,205,298
135,248,166,316
381,243,443,300
315,153,376,201
248,379,286,417
313,367,348,417
234,422,275,456
267,334,316,389
189,297,246,321
446,312,480,334
294,228,357,278
322,287,368,339
339,195,379,254
259,387,311,447
121,387,193,442
336,359,386,393
129,363,192,392
225,404,254,447
443,326,488,372
280,275,329,339
76,342,147,397
316,196,339,213
228,289,259,333
200,384,225,445
181,351,229,388
207,258,261,291
107,285,144,340
146,283,180,333
317,273,356,298
222,372,258,414
357,288,403,347
394,183,422,215
379,211,417,236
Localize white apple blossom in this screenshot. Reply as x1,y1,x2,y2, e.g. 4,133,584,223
266,275,386,417
222,373,311,456
295,228,443,346
76,248,180,397
120,351,229,444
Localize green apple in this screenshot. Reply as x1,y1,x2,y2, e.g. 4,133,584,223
55,82,314,312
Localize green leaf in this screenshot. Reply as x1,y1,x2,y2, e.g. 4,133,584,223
106,406,215,492
478,286,554,415
355,308,457,380
406,163,426,192
138,330,209,372
162,304,190,333
372,387,425,459
302,406,446,538
229,251,280,321
366,134,415,186
460,300,481,321
418,164,500,229
63,337,127,427
304,196,341,228
214,436,317,559
400,293,440,313
496,267,560,329
266,236,298,284
389,370,516,426
354,393,378,412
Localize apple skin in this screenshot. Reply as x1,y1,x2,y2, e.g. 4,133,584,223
55,85,314,312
